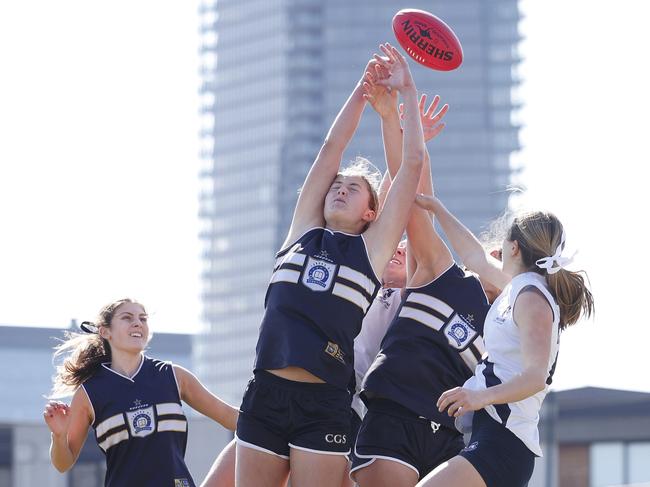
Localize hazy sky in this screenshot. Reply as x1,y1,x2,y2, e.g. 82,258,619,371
0,1,648,393
0,1,202,333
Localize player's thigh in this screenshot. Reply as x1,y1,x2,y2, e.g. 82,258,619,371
339,460,355,487
355,458,419,487
289,447,348,487
416,456,486,487
200,438,236,487
235,442,289,487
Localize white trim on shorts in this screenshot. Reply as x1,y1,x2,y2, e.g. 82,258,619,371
235,434,289,460
289,442,351,457
349,456,374,478
350,444,420,478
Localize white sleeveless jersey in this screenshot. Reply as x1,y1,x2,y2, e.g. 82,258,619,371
351,287,402,418
459,272,560,456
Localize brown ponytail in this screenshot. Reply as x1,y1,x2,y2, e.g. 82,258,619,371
508,212,594,329
49,298,140,397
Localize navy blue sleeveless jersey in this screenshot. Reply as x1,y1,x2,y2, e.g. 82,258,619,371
255,227,381,389
81,356,194,487
362,264,490,428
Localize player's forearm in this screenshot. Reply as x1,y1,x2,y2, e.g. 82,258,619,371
380,110,402,179
400,87,425,169
429,198,485,268
420,148,434,197
322,82,366,153
193,395,239,432
50,433,75,472
377,170,391,212
481,369,547,406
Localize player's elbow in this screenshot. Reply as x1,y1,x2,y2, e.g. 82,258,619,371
403,150,425,168
321,137,345,154
526,371,548,395
52,460,73,473
50,449,75,473
462,252,488,275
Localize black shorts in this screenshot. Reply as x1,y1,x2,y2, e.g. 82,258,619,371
347,408,363,465
459,409,536,487
351,398,464,479
235,370,352,458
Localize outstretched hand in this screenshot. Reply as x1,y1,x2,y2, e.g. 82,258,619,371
400,93,449,142
372,43,415,92
362,60,398,118
44,401,72,436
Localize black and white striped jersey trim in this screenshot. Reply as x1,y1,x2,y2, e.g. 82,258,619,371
94,402,187,452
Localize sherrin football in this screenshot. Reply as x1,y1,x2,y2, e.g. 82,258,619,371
392,9,463,71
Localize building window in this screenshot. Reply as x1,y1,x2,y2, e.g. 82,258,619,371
590,442,624,487
589,442,650,487
628,442,650,484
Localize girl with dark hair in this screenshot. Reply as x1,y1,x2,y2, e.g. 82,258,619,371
43,298,238,487
413,198,594,487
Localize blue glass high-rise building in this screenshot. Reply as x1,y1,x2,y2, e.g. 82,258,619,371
195,0,521,404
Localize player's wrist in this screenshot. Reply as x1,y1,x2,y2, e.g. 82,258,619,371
379,106,399,119
398,84,417,95
51,431,67,442
479,388,495,408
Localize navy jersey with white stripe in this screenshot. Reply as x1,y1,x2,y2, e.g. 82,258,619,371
362,264,490,428
82,356,194,487
255,227,381,389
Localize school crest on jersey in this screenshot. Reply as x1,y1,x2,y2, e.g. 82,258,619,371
126,406,155,437
302,257,336,291
174,479,191,487
443,313,478,350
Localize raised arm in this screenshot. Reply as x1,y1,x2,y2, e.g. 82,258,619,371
361,65,401,181
403,95,453,285
415,194,511,290
364,77,452,284
376,170,391,213
282,60,376,247
364,44,425,277
44,389,93,472
174,365,239,432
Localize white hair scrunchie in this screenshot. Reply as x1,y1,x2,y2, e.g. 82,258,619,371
535,230,575,275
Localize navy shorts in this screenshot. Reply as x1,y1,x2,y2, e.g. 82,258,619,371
347,409,363,465
236,370,352,458
351,398,464,479
459,409,536,487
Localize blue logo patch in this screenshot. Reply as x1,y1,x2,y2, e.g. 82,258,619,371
302,257,336,292
447,322,469,347
132,413,152,434
307,265,330,287
443,313,478,350
126,406,156,437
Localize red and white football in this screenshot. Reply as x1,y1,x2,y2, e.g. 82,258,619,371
392,9,463,71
